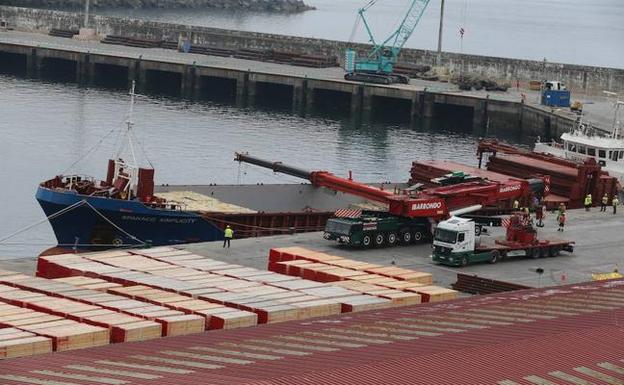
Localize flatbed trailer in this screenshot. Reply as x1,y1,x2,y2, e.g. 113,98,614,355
432,216,574,267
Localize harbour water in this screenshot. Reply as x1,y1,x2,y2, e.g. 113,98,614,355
88,0,624,68
0,73,529,258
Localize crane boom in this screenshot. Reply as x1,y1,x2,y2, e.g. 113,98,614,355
235,153,546,219
345,0,432,85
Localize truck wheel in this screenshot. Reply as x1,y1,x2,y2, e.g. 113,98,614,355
374,233,385,247
530,248,540,259
400,230,412,244
413,231,424,243
461,257,469,267
362,234,372,248
387,232,398,246
489,250,500,264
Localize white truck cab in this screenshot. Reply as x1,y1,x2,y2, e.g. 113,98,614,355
432,217,476,265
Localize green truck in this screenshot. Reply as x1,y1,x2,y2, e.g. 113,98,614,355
323,211,430,248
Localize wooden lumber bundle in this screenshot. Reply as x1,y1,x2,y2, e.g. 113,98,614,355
0,273,203,338
0,283,161,343
268,247,458,303
0,301,109,352
108,285,257,330
0,327,52,359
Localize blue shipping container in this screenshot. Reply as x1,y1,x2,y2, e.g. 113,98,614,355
541,90,571,107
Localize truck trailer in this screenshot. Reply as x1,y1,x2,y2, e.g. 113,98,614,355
432,215,574,267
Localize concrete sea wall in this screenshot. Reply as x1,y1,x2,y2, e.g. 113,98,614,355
0,0,313,12
1,6,622,95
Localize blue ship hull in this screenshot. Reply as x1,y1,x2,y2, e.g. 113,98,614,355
36,186,224,248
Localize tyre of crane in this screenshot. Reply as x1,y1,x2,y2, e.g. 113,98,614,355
461,256,469,267
374,233,385,247
400,230,412,244
362,234,373,248
413,230,424,243
540,248,550,258
530,248,540,259
489,250,500,264
387,232,398,246
549,246,561,257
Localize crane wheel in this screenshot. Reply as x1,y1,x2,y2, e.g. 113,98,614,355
374,233,385,247
549,246,561,257
489,250,500,264
362,234,373,248
413,231,423,243
387,232,398,246
400,230,412,244
461,257,469,267
530,248,541,259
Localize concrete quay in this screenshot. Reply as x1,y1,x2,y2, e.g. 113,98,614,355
0,30,615,138
5,208,621,290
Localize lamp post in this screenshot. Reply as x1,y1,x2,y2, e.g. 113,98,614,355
84,0,90,29
436,0,445,66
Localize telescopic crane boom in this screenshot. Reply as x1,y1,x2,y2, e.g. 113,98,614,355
345,0,432,84
234,153,546,220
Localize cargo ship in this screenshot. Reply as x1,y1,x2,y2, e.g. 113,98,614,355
36,166,381,249
36,84,390,249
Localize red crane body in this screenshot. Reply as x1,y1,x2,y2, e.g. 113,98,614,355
235,153,547,220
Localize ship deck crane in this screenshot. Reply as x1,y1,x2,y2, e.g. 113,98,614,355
344,0,432,85
235,153,548,248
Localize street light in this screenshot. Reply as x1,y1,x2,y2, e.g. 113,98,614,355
84,0,90,29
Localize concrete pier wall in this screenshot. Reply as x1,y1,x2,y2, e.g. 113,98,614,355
0,43,581,140
1,6,623,95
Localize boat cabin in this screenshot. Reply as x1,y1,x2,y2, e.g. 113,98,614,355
561,132,624,166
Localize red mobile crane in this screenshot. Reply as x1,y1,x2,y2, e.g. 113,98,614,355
235,153,548,248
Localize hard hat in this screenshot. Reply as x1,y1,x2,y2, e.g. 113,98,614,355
226,225,231,228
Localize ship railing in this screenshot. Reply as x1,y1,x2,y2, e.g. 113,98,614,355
144,201,188,212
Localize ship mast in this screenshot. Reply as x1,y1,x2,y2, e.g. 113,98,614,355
126,81,138,169
604,91,623,139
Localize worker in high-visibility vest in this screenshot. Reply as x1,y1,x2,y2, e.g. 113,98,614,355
584,194,592,211
613,196,620,215
601,194,609,212
557,212,566,231
223,225,234,248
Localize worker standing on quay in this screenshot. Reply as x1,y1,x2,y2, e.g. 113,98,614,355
601,194,609,212
557,212,566,231
223,225,234,248
584,194,592,211
535,205,545,227
613,196,620,214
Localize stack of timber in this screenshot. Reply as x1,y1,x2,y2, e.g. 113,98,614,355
61,277,257,330
0,273,204,339
0,288,109,353
48,28,78,38
111,36,338,68
478,139,620,209
0,327,52,359
268,247,458,303
36,247,415,324
101,35,163,48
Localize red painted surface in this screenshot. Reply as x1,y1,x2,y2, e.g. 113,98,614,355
2,279,624,384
